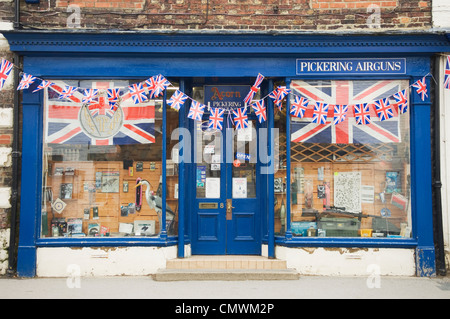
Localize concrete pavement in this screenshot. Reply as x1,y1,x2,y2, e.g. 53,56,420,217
1,275,450,299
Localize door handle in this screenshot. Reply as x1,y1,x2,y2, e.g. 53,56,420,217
226,199,234,220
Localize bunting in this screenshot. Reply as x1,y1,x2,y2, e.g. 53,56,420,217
0,57,440,146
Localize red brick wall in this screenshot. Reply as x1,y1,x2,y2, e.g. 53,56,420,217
10,0,431,31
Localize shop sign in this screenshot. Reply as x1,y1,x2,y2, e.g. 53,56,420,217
204,85,250,109
296,58,406,75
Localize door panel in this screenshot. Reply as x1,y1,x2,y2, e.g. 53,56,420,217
191,84,261,255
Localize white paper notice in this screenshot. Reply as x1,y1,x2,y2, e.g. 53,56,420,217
233,178,247,198
205,178,220,198
361,185,375,203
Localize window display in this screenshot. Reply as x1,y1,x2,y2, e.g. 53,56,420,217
40,80,179,238
288,79,412,238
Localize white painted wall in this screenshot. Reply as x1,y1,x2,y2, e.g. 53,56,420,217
439,54,450,270
37,246,178,277
433,0,450,29
276,246,416,276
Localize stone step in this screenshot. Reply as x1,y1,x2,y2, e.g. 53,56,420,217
154,256,300,281
153,268,300,281
166,255,288,270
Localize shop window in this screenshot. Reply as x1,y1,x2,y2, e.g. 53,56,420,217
40,80,179,238
289,79,412,239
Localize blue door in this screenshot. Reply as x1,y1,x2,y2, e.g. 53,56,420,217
191,84,261,255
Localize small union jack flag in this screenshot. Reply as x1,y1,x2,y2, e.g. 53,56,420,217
354,103,372,125
32,80,53,93
128,83,148,105
333,105,348,125
167,90,188,111
146,75,171,99
373,98,394,121
244,73,264,104
312,102,329,124
187,100,206,121
17,73,36,90
251,100,267,123
233,107,249,130
208,108,225,130
412,77,428,101
107,88,121,103
269,86,290,110
82,89,99,104
0,59,13,91
58,86,78,100
88,96,114,118
393,89,408,114
444,56,450,90
290,96,309,118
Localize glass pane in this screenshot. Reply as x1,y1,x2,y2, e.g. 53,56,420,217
232,119,257,198
41,79,178,238
274,91,287,235
195,86,222,198
289,79,411,238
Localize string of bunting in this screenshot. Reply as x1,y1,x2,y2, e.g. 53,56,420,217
0,57,437,132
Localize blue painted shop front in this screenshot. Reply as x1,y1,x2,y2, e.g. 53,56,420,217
4,31,449,277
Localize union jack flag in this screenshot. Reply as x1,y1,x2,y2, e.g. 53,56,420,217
0,59,13,91
146,75,171,99
444,56,450,90
82,88,99,104
88,96,115,118
354,103,372,125
188,100,206,121
251,99,267,123
167,90,188,111
107,88,121,104
208,108,225,130
333,105,348,125
244,73,264,104
33,80,53,93
412,77,428,101
128,83,148,104
290,96,309,118
290,80,405,144
45,81,155,145
393,89,408,114
269,86,290,110
58,86,78,100
373,98,394,121
312,102,329,125
233,107,248,130
17,73,36,90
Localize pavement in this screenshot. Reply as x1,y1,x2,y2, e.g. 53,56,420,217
1,274,450,300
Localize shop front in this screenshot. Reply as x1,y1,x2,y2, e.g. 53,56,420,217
4,31,449,277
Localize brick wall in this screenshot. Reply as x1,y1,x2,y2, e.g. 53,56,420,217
11,0,431,31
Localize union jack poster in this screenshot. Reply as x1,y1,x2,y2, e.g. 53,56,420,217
444,56,450,90
290,80,407,144
0,59,13,91
45,81,155,145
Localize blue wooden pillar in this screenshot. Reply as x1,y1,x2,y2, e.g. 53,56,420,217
285,79,292,240
17,89,42,277
411,75,436,277
160,90,167,240
267,79,275,258
177,79,186,258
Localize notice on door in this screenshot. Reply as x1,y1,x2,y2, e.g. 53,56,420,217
233,177,247,198
205,178,220,198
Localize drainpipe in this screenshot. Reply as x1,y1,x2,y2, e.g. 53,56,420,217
14,0,20,29
7,52,21,276
433,55,447,276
